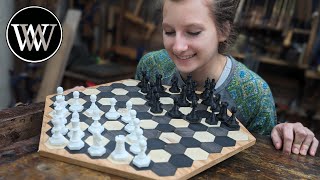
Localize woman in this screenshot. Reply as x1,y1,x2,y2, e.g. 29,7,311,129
135,0,318,156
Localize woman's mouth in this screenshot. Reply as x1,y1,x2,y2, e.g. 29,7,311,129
174,53,196,60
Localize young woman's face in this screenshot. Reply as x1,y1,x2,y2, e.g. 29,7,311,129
162,0,226,74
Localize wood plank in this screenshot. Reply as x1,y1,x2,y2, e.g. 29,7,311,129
35,10,81,103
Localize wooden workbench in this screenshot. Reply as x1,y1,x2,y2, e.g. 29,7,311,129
0,102,319,179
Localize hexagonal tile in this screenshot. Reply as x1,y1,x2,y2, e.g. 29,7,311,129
111,88,129,95
164,143,186,154
129,97,147,105
66,122,89,132
193,131,215,142
174,128,195,137
122,79,139,86
140,120,159,129
214,136,236,147
169,154,193,168
143,129,161,139
188,123,208,131
85,135,110,147
227,131,249,141
82,88,101,95
147,138,166,150
98,98,111,105
148,149,171,163
132,105,150,112
67,98,87,106
152,116,171,124
179,137,201,148
159,132,182,144
115,95,130,102
200,142,223,153
156,124,175,132
103,121,125,130
110,83,127,89
169,119,190,128
151,162,177,176
207,127,229,136
185,148,209,160
160,97,173,105
179,107,192,115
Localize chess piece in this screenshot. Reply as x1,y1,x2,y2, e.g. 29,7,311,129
105,98,120,120
125,110,136,133
111,135,129,161
226,107,240,129
51,106,68,135
150,93,163,113
186,100,200,123
48,120,68,146
54,105,67,125
217,102,229,122
168,97,183,118
137,71,147,88
169,75,180,93
88,109,104,134
133,140,150,168
121,101,133,123
126,117,141,143
155,74,165,92
205,102,218,125
87,94,99,117
130,128,143,154
69,91,84,112
67,130,85,150
67,111,85,139
178,85,190,107
88,132,106,156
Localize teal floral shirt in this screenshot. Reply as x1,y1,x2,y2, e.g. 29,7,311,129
135,49,277,135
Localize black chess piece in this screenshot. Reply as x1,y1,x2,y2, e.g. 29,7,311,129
138,71,147,88
169,75,180,93
178,85,190,107
146,82,155,100
205,102,218,125
141,81,150,93
225,107,240,130
201,78,211,99
210,79,216,90
186,99,200,123
203,89,214,106
156,74,165,92
217,102,229,122
150,93,163,113
168,97,183,118
213,93,221,113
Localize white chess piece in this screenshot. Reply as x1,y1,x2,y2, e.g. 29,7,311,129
69,91,84,112
130,128,143,154
121,101,132,123
133,140,150,168
126,117,141,143
105,98,120,120
87,94,98,117
51,106,68,135
67,130,84,150
88,132,106,156
67,111,85,139
48,120,68,146
125,110,136,133
88,109,104,134
111,135,129,161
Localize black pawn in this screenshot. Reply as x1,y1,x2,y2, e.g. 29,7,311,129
226,107,240,130
156,74,165,92
201,78,211,99
141,82,150,93
186,100,200,123
178,85,190,107
217,102,229,122
205,103,218,125
138,71,147,88
150,93,163,113
168,97,183,118
169,76,180,93
146,83,155,100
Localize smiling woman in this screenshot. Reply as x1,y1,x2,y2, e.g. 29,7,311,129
135,0,319,156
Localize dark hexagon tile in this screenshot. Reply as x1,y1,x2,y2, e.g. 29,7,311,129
196,110,210,119
200,142,223,153
179,137,201,148
127,92,145,98
188,123,208,131
207,127,229,136
100,105,110,113
116,101,127,108
155,124,175,132
152,116,171,124
96,92,115,98
214,136,236,147
110,83,127,89
137,112,153,120
162,104,173,112
147,138,166,150
65,142,90,155
164,143,186,154
151,162,177,177
169,154,193,168
143,129,161,139
220,123,240,131
174,128,195,137
102,130,127,141
97,86,113,92
115,95,131,102
123,86,140,92
132,105,150,112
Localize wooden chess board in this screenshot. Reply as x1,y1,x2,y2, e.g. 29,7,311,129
38,79,256,180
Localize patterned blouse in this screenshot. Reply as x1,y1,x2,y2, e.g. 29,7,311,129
135,49,277,135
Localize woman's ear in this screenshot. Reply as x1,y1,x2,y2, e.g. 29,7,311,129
218,21,231,42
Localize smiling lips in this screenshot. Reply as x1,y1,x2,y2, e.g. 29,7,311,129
174,53,196,60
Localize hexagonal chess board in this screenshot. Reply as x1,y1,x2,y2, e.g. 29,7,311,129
38,79,256,180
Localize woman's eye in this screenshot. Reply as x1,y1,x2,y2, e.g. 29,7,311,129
188,31,201,36
164,31,175,35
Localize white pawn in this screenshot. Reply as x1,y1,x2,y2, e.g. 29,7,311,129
69,91,84,112
54,105,67,125
121,101,132,123
105,98,120,120
125,110,136,133
126,117,141,143
87,94,98,117
67,130,84,150
133,140,150,168
48,121,68,146
51,107,68,135
57,86,64,98
88,109,104,134
88,132,106,156
130,128,143,154
111,135,129,161
68,111,85,139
